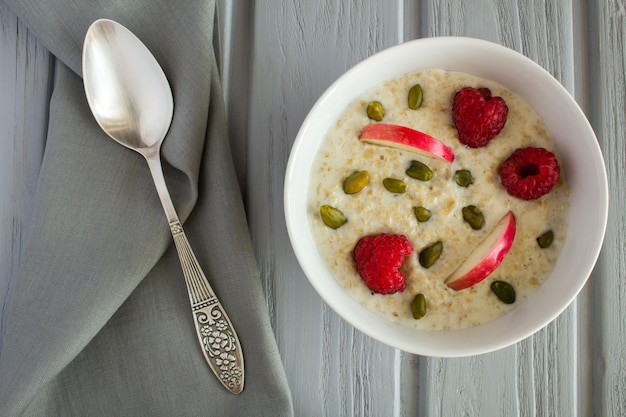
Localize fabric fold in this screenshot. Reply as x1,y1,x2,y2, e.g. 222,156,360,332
0,1,293,415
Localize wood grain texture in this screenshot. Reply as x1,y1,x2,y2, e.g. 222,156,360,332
1,0,625,415
591,1,626,416
219,0,625,415
243,2,416,415
419,3,586,416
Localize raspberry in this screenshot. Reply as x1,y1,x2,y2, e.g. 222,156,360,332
452,87,509,148
499,147,560,200
352,233,413,294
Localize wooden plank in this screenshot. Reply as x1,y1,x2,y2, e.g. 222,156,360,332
242,1,420,415
418,1,585,416
0,1,52,337
571,2,594,415
590,1,626,416
420,1,591,416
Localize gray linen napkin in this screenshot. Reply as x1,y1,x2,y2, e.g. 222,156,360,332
0,1,293,415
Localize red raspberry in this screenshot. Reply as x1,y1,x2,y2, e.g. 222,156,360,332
452,87,509,148
499,147,560,200
352,233,413,294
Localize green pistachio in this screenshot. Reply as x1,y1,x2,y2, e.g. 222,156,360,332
419,241,443,268
462,205,485,230
411,293,427,319
319,205,347,229
383,178,407,194
414,206,432,222
454,169,474,187
343,170,370,194
406,160,433,181
536,230,554,248
408,84,424,110
366,101,385,121
491,280,516,304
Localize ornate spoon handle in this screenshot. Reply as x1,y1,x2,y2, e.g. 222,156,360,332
145,154,244,395
170,221,245,395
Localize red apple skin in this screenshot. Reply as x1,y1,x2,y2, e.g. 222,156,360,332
445,211,516,291
359,123,455,163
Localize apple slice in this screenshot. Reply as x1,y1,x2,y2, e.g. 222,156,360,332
445,211,516,291
359,123,455,162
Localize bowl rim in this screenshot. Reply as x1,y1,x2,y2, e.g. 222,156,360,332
284,36,609,357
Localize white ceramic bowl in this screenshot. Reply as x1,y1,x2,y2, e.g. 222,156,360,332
284,37,608,357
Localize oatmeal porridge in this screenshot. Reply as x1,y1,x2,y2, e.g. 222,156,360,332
308,69,570,330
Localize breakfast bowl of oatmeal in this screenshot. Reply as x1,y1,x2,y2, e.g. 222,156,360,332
284,37,608,356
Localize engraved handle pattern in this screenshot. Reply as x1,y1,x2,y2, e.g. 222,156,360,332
170,221,244,395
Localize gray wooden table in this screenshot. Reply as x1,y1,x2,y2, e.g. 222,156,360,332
2,1,624,415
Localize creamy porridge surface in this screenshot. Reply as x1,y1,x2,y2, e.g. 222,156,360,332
308,70,570,330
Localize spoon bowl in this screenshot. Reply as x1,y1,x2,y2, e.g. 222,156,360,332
82,19,244,394
83,21,172,151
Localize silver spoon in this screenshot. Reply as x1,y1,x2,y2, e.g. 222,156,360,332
82,18,244,394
